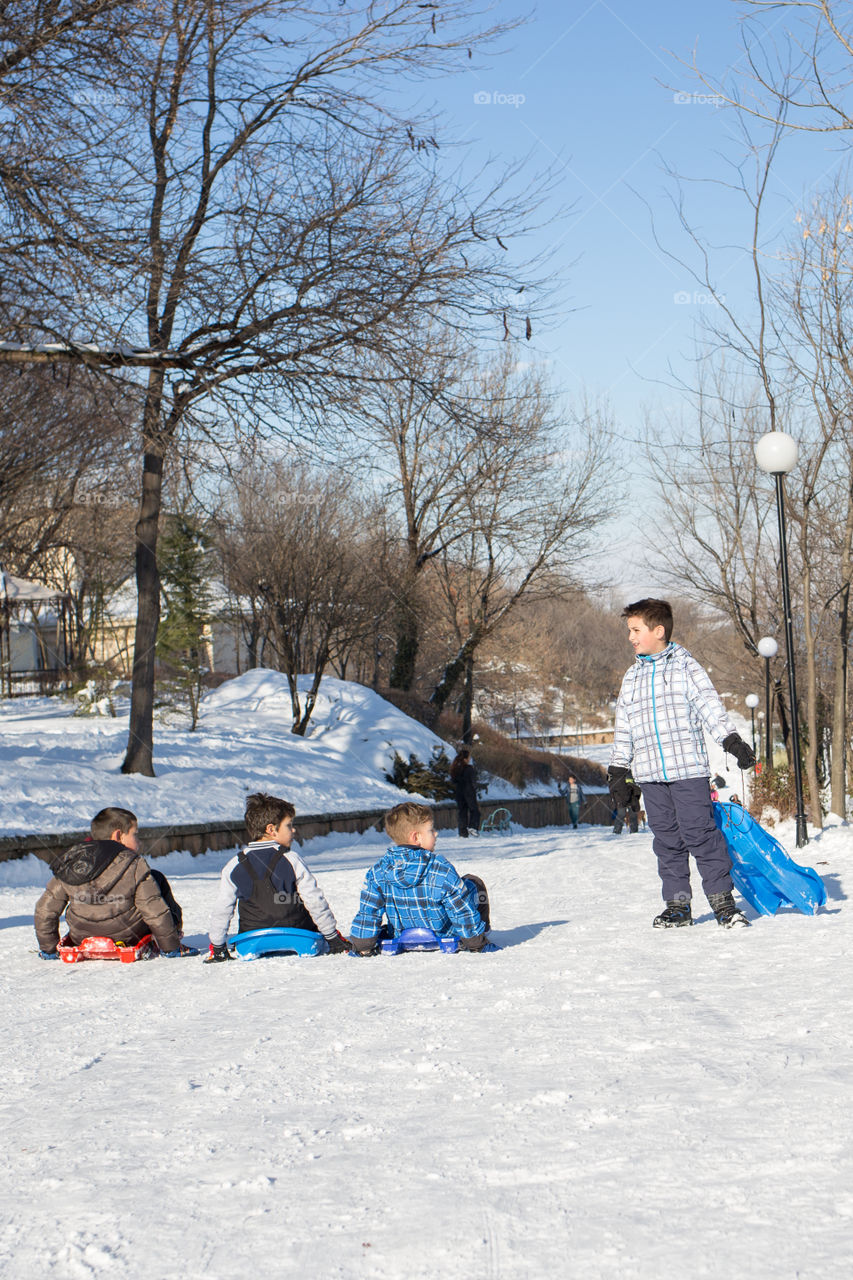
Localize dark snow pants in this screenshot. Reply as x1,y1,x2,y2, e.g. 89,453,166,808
640,777,732,904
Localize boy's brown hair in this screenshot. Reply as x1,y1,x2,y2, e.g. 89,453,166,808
245,792,296,841
385,801,433,845
621,598,674,643
91,807,137,840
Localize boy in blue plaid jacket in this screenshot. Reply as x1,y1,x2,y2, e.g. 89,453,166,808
349,802,491,954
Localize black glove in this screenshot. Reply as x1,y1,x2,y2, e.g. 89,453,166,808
722,733,756,770
607,765,633,808
326,932,350,954
203,942,233,964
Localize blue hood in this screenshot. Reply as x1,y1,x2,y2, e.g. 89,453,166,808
374,844,432,888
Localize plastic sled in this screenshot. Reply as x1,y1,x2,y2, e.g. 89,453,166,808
481,807,512,834
58,934,158,964
228,927,330,961
713,802,826,916
380,927,459,955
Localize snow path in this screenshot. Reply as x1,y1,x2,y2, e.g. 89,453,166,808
1,822,851,1279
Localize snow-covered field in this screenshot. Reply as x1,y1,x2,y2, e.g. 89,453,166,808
1,818,851,1279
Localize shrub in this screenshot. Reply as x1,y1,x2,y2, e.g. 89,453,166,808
386,747,456,800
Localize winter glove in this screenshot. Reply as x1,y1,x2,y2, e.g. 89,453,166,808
722,734,756,770
203,942,233,963
162,943,200,958
349,935,380,956
38,949,59,960
326,931,350,954
607,765,633,809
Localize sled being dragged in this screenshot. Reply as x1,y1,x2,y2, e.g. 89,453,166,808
713,801,826,916
229,927,330,960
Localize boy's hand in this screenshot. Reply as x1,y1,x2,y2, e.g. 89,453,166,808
38,949,59,960
722,734,756,770
203,942,233,963
326,932,350,954
607,766,632,808
349,935,379,956
163,943,200,958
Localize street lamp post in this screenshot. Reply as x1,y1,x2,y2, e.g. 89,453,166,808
756,636,778,768
745,693,759,758
755,431,808,847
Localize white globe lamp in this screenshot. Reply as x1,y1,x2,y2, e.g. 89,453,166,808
754,431,798,475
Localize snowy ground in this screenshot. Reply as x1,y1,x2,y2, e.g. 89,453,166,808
1,818,851,1279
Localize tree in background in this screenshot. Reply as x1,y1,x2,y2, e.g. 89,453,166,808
156,513,212,731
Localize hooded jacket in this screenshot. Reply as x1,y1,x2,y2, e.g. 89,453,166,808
349,844,484,941
609,642,737,783
34,840,181,953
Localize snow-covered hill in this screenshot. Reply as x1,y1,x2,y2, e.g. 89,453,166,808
0,671,457,835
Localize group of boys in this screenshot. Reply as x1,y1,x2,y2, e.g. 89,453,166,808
33,597,759,954
34,796,493,961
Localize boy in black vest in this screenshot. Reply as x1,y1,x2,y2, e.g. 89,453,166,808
204,792,349,962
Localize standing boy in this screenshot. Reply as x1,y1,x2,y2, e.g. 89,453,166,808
564,775,583,829
607,599,755,929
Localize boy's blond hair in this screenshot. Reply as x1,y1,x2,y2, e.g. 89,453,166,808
385,801,433,845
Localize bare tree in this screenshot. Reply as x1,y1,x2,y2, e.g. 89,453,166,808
0,0,545,775
427,372,614,729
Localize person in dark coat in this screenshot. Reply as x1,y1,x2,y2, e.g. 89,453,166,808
449,748,481,837
34,806,193,957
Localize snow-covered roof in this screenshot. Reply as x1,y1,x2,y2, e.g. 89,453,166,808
0,569,69,604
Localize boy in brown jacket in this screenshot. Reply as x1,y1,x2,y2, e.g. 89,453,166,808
34,807,197,958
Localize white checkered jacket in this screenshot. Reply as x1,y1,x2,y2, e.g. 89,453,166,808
609,643,737,783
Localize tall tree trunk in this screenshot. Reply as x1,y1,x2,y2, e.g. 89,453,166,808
430,630,483,714
801,558,823,829
461,652,474,744
830,474,853,816
121,445,164,775
775,680,791,766
389,593,419,690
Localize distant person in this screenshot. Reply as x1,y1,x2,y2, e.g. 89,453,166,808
34,806,196,958
564,774,583,829
205,792,349,962
449,748,481,837
607,598,756,929
349,802,493,954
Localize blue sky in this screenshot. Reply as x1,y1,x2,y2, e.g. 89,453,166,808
421,1,846,429
413,0,850,587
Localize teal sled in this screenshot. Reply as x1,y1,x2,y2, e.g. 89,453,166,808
713,801,826,916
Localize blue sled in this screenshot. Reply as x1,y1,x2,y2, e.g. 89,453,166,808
713,802,826,916
380,928,459,955
229,927,330,961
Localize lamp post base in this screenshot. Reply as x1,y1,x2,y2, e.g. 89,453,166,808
795,812,809,848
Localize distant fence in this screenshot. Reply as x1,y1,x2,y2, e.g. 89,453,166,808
0,792,614,865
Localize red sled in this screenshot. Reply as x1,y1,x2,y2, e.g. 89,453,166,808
58,934,159,964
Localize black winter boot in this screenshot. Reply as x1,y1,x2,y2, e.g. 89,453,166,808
708,891,750,928
652,900,693,928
